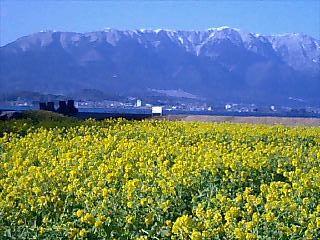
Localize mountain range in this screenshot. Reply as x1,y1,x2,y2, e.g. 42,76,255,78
0,27,319,105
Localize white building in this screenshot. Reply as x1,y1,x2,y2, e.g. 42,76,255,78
270,105,276,111
225,104,232,110
152,106,163,116
136,99,142,107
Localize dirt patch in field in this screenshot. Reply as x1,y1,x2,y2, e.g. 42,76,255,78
161,115,320,126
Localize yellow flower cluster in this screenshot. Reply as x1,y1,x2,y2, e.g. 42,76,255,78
0,119,319,239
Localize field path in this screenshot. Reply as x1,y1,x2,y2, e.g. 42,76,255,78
162,115,320,126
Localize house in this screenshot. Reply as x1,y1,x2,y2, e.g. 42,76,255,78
152,106,163,116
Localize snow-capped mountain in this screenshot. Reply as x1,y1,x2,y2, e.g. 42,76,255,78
1,27,319,105
268,33,320,75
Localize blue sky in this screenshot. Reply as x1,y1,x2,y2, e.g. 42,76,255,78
1,0,319,46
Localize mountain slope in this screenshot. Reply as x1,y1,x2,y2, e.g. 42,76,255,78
0,27,319,105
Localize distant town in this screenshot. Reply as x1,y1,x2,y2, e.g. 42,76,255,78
1,97,320,117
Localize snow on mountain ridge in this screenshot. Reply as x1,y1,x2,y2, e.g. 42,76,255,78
17,27,319,50
7,27,319,74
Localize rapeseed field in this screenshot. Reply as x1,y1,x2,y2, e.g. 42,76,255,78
0,119,319,239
